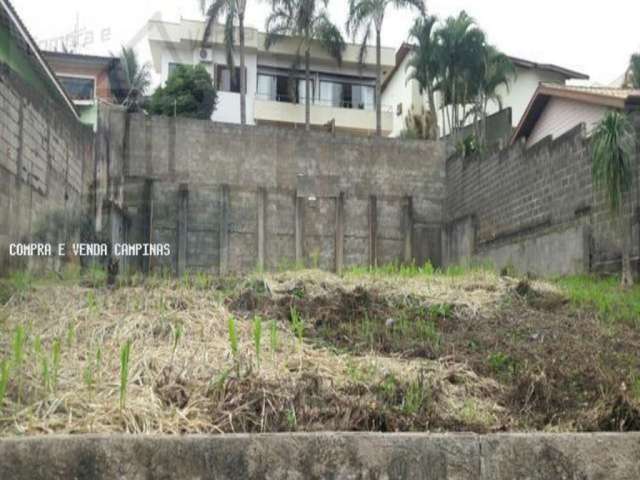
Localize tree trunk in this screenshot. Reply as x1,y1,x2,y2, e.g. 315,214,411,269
375,28,382,137
305,47,311,131
620,206,634,288
238,12,247,126
427,87,438,139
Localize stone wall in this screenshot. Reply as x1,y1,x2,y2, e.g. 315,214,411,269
97,107,446,274
444,119,640,276
1,433,639,479
0,63,94,274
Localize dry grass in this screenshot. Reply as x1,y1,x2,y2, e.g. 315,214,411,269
0,267,637,436
0,272,505,436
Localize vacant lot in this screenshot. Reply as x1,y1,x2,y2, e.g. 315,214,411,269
0,266,639,435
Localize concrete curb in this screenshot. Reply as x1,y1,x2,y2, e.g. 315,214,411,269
0,432,639,479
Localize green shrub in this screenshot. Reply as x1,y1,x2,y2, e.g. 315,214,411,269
149,64,218,119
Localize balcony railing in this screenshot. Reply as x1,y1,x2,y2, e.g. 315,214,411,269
255,93,392,113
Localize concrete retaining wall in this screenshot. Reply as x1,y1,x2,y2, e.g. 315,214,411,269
0,433,639,479
444,120,640,276
0,63,94,274
96,108,446,273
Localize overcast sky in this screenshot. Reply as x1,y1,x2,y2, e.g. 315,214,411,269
12,0,640,85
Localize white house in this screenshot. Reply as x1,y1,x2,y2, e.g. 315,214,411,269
511,84,640,147
381,43,590,138
144,18,397,136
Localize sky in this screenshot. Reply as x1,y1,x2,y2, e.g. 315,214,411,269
11,0,640,86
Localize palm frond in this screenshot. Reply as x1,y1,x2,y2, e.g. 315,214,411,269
223,7,236,71
202,0,229,44
591,111,635,213
314,11,346,65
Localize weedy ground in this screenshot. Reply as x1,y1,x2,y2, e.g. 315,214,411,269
0,264,638,435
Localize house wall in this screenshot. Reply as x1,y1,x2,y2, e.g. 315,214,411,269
444,117,640,276
44,59,115,101
0,62,94,274
526,97,607,147
381,53,423,137
436,68,569,138
96,107,446,274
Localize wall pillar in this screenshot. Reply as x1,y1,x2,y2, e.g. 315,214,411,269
144,116,153,176
295,193,304,265
176,183,188,276
143,179,154,273
257,187,267,271
335,192,345,274
403,196,414,264
219,184,230,275
368,195,378,268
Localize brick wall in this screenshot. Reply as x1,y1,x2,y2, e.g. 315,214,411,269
444,118,640,275
96,107,446,274
0,63,94,273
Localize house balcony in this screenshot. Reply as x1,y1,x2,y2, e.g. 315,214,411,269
254,95,393,136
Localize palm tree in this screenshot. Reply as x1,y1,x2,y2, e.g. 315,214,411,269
474,45,515,145
433,11,485,139
591,111,636,288
201,0,249,125
405,14,440,139
624,53,640,88
265,0,345,131
346,0,425,137
115,47,151,112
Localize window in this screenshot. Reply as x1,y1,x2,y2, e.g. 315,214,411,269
319,81,374,110
297,79,314,104
168,63,187,77
215,65,246,93
320,81,343,107
257,74,295,102
58,76,95,101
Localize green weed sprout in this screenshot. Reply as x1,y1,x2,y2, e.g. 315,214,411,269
119,340,132,409
0,360,10,409
269,319,278,360
252,316,263,370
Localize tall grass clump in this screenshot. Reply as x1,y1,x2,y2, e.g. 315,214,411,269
119,340,132,410
51,339,61,392
290,306,304,353
252,316,263,370
12,325,26,401
0,360,10,409
228,316,239,361
556,275,640,326
269,319,279,359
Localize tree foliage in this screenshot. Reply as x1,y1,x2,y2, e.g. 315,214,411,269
201,0,249,124
346,0,425,136
112,47,151,112
265,0,346,131
591,111,636,287
591,111,635,213
148,65,218,119
624,53,640,89
405,11,515,145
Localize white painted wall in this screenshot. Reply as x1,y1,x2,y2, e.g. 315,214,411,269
381,53,423,137
156,45,258,124
435,67,570,137
526,97,607,147
383,55,574,139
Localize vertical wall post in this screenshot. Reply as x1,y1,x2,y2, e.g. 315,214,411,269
335,192,345,274
143,179,154,273
295,193,304,265
403,196,413,264
144,115,153,176
176,183,188,276
368,195,378,268
257,187,267,271
219,184,230,275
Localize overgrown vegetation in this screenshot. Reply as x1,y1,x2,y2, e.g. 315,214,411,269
148,64,218,119
0,266,638,435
